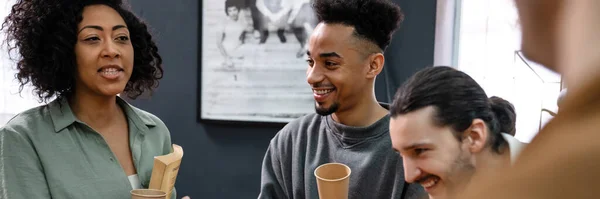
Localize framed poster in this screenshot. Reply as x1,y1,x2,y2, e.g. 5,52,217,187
199,0,317,124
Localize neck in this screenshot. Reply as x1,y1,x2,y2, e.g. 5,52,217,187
69,89,121,128
331,89,388,127
474,149,510,173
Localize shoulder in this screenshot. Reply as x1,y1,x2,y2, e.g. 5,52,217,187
131,105,166,126
276,113,322,137
1,104,53,150
2,104,51,138
270,113,323,146
125,103,170,137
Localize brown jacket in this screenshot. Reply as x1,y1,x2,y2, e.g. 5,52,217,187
459,77,600,198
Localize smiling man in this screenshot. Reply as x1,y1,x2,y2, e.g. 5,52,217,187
257,0,425,198
389,66,526,199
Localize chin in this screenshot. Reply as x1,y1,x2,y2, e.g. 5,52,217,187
315,101,339,116
98,87,126,97
429,195,444,199
428,192,451,199
101,92,124,98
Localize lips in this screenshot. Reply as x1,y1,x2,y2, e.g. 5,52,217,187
314,89,333,95
421,177,438,188
312,88,335,102
97,65,123,72
97,65,124,80
419,176,440,191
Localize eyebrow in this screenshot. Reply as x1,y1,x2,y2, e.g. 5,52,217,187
402,142,431,151
306,51,342,59
77,25,128,34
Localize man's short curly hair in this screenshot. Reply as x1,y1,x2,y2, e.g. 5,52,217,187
1,0,163,102
313,0,404,51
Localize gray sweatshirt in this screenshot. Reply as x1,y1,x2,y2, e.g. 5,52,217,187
258,108,426,199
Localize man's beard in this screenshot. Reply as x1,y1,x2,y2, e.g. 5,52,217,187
443,147,476,198
315,101,340,116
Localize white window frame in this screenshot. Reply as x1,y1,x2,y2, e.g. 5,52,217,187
434,0,562,143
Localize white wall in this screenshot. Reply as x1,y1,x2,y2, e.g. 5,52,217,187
0,0,47,127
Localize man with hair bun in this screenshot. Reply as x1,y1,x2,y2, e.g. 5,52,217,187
389,66,526,199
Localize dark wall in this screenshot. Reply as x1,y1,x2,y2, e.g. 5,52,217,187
126,0,436,198
378,0,439,103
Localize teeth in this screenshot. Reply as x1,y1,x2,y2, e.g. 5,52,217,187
101,68,119,72
101,69,120,76
99,67,122,76
314,89,333,95
421,178,438,188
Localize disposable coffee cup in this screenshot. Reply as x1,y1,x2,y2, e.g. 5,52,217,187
131,189,167,199
314,163,351,199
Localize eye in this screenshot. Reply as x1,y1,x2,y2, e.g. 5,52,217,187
306,59,314,67
84,36,100,41
325,61,338,67
415,148,428,155
116,36,130,41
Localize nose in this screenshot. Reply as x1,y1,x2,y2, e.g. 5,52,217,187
306,65,324,86
101,40,120,58
403,158,421,183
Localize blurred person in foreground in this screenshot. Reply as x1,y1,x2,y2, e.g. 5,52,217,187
459,0,600,198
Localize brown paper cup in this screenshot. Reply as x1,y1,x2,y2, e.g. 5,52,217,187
131,189,167,199
314,163,351,199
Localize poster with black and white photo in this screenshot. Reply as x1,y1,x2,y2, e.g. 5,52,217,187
200,0,317,123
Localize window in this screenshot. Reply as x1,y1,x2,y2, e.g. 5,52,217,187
435,0,562,143
0,0,46,127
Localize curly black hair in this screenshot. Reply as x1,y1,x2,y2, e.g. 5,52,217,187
1,0,163,102
312,0,404,51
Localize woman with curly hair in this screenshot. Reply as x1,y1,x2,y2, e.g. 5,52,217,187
0,0,178,198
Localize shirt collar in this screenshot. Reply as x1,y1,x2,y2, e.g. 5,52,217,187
48,97,77,132
49,96,156,133
501,133,526,165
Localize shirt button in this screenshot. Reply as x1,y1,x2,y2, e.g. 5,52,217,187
109,157,115,162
